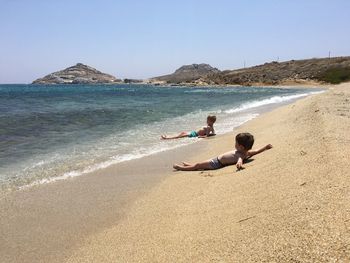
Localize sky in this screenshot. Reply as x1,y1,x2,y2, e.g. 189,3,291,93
0,0,350,83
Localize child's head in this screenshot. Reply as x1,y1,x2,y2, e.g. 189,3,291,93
207,115,216,125
235,132,254,151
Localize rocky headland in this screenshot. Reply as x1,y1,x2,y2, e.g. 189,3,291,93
150,57,350,86
32,63,121,84
204,56,350,86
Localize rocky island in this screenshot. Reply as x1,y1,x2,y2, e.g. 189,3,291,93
32,63,121,84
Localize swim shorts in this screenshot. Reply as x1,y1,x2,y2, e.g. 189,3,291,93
209,157,225,169
188,131,198,138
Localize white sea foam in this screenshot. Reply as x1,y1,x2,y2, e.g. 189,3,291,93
224,91,324,114
19,142,192,189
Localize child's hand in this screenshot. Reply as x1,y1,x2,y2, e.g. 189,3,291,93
265,144,273,150
236,159,243,170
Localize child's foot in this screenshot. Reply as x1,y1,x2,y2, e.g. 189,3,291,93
182,162,191,166
173,164,181,170
161,135,167,140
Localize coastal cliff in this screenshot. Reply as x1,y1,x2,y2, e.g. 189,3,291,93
32,63,121,84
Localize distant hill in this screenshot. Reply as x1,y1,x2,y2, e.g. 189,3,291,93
149,57,350,86
33,57,350,86
32,63,121,84
150,63,220,84
203,57,350,85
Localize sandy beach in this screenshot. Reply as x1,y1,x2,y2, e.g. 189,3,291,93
1,83,350,262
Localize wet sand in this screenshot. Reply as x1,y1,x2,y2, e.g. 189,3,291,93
0,141,210,262
1,83,350,262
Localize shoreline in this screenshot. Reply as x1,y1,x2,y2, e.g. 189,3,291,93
143,79,330,88
2,81,330,89
0,85,325,196
1,83,348,262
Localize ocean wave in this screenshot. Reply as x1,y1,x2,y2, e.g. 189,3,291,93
19,142,192,189
224,91,324,114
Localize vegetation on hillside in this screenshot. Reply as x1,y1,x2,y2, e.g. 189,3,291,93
316,67,350,84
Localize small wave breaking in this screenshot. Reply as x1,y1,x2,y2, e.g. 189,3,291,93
224,91,324,114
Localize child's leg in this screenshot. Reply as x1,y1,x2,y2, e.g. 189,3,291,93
161,132,188,140
173,160,213,171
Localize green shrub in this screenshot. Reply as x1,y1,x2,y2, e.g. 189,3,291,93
317,67,350,84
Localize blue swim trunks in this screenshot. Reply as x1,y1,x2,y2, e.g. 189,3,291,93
188,131,198,138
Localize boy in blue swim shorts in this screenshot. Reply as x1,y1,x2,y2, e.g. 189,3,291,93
161,115,216,140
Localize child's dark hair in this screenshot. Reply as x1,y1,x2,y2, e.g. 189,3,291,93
235,132,254,150
207,115,216,123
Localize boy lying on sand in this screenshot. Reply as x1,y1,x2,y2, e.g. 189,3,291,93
173,132,272,171
161,115,216,139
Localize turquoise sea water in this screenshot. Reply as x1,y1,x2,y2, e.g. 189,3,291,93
0,84,322,191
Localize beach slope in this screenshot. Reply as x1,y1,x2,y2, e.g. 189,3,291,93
66,83,350,262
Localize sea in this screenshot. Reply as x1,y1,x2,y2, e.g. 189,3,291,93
0,84,323,192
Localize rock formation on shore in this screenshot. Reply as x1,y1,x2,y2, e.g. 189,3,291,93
32,63,121,84
123,79,144,84
150,63,220,84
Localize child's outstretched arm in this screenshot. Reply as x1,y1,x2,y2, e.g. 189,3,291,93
208,125,215,135
247,144,273,158
209,125,215,136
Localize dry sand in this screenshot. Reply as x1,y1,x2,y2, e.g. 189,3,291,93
1,83,350,262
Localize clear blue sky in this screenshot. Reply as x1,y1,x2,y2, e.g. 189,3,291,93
1,0,349,83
